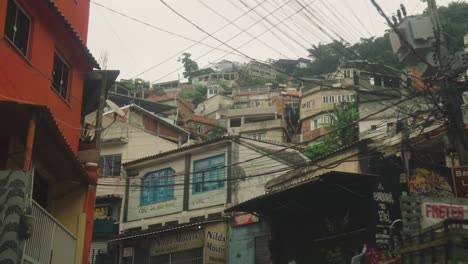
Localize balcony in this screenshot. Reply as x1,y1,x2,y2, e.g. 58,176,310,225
240,119,284,134
23,201,76,264
226,106,278,118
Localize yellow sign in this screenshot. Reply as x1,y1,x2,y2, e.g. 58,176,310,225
94,206,109,219
149,230,204,256
204,222,228,264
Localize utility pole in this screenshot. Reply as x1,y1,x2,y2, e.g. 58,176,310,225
427,0,468,165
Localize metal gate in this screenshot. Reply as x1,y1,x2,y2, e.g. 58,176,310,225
23,201,77,264
255,236,271,264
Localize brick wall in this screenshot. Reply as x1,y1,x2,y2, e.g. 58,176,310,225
185,121,216,136
159,123,181,140
143,116,157,133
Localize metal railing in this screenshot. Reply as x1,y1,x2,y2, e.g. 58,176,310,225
23,201,76,264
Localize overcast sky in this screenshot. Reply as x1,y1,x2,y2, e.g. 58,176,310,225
87,0,458,83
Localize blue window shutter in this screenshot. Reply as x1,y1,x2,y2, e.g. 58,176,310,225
192,154,225,194
140,168,175,205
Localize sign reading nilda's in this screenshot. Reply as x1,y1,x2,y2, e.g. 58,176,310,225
149,230,204,256
204,222,228,264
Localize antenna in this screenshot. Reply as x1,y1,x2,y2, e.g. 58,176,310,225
106,99,125,117
100,99,126,132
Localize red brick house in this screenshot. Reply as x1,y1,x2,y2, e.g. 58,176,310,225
182,114,220,136
146,94,194,120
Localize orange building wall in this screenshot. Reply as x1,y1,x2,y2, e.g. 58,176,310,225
52,0,90,43
0,0,93,153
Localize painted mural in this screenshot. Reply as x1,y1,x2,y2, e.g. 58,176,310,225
409,168,453,197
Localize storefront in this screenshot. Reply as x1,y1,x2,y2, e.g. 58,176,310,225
228,213,272,264
226,170,401,264
110,220,228,264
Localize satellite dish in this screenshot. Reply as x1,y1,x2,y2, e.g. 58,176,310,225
106,99,125,117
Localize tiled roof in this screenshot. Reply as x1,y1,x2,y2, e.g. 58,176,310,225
183,114,219,126
46,0,100,69
146,95,195,110
123,136,236,166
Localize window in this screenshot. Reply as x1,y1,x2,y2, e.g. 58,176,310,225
193,154,225,194
52,52,70,99
250,133,266,141
4,0,30,56
304,100,315,109
350,94,356,102
141,168,175,205
310,119,319,130
371,125,378,130
99,154,122,177
196,124,203,133
322,115,332,124
322,96,336,104
322,96,329,104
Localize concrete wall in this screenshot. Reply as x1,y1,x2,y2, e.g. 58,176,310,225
231,139,306,205
228,221,271,264
300,88,355,121
97,114,179,198
121,138,308,232
189,149,227,210
127,157,185,221
121,143,228,231
195,95,233,118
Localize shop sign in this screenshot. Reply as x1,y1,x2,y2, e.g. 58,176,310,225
421,202,468,228
94,206,109,220
149,230,204,256
372,182,395,249
451,166,468,198
233,213,259,227
123,247,133,257
204,222,228,264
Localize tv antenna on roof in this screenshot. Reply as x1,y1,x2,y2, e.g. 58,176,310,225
106,99,125,117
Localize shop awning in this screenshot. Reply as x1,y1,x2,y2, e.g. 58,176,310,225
225,171,377,216
108,218,226,243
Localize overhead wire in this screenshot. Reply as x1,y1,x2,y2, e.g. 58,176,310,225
127,0,270,80
196,0,290,59
226,0,304,57
152,0,321,84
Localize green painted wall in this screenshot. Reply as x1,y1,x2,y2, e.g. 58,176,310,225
228,221,271,264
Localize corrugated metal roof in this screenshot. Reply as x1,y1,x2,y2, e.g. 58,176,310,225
108,218,227,242
123,136,236,166
0,102,93,184
46,0,100,69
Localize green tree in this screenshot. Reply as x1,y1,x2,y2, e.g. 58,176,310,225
299,2,468,77
180,84,207,106
437,2,468,53
119,78,150,89
239,76,265,87
180,53,199,81
303,103,358,160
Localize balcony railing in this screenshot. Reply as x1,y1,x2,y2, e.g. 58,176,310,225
23,201,76,264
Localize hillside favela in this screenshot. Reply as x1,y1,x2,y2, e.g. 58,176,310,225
1,0,468,263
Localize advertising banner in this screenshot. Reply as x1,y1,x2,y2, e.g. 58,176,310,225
233,213,259,227
149,230,204,256
204,222,228,264
421,202,468,229
451,166,468,198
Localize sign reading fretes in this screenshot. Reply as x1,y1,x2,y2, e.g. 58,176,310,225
421,202,468,229
452,166,468,198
